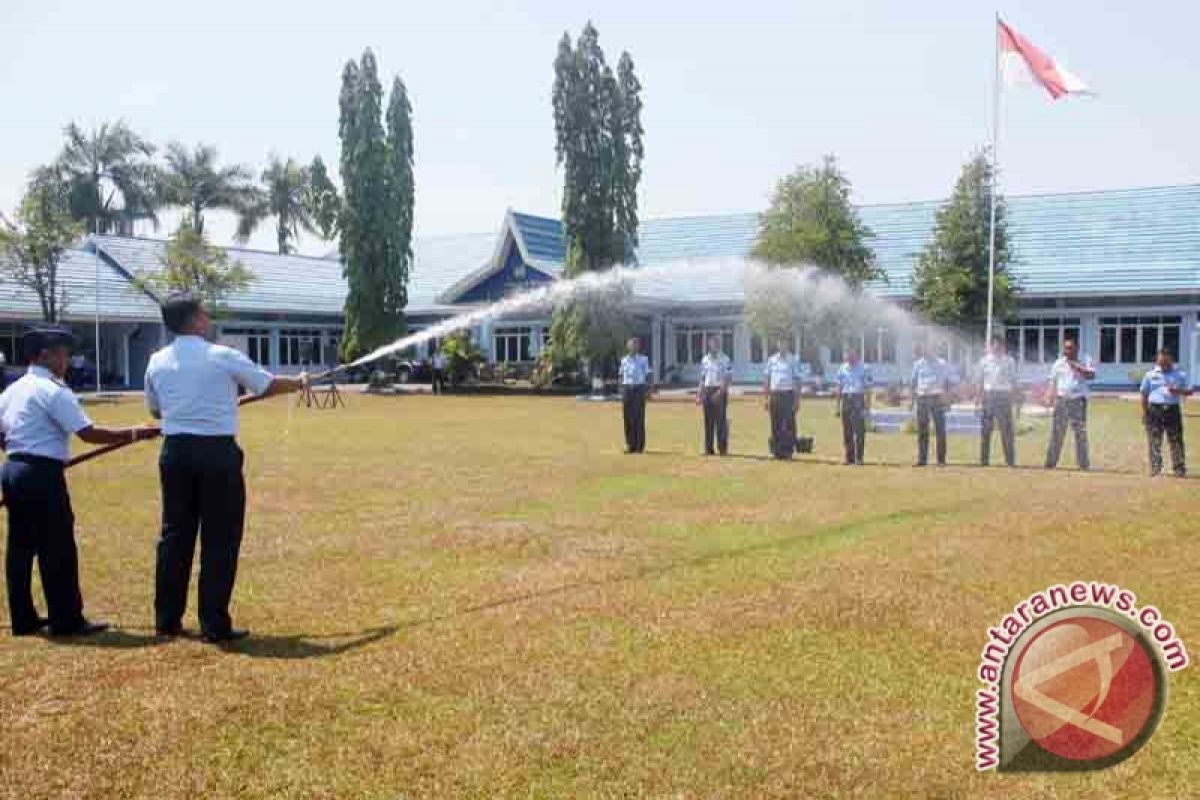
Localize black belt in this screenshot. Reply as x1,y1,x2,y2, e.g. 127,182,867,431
6,452,66,468
164,434,237,443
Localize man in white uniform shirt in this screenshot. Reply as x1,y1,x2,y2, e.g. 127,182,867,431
1044,338,1095,470
1,326,158,637
696,335,732,456
977,336,1018,467
762,336,802,460
910,341,952,467
144,292,307,642
618,337,651,454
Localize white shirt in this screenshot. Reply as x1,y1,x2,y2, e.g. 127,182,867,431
765,353,802,391
835,362,873,395
1049,355,1094,399
0,366,92,462
978,354,1017,393
145,336,275,436
911,357,951,397
699,352,732,388
432,353,446,369
1141,366,1189,406
620,354,650,386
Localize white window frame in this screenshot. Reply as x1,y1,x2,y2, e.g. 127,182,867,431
1098,315,1182,365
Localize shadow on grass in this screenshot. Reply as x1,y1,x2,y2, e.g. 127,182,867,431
215,626,398,659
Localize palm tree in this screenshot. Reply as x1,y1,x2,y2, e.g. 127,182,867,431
44,120,159,235
158,142,264,241
255,156,319,254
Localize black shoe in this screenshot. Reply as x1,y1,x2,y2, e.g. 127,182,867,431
914,461,927,467
156,623,184,638
704,450,715,456
50,619,110,637
203,628,250,644
12,616,49,637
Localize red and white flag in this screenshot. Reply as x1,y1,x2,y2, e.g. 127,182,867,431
998,19,1090,99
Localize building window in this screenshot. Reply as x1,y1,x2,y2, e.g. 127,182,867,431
1003,318,1082,365
673,325,734,365
278,329,324,367
1098,316,1181,364
750,333,765,364
223,327,271,366
494,326,532,363
846,328,896,364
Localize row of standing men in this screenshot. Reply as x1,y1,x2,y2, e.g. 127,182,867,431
618,335,1193,476
1,292,307,640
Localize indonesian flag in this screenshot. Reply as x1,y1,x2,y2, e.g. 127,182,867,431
998,19,1090,99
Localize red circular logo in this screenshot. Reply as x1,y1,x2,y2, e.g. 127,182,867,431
1011,616,1159,762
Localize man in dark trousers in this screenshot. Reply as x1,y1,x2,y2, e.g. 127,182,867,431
619,337,650,454
144,292,307,642
834,349,873,465
1140,348,1192,477
762,336,801,460
910,341,952,467
431,348,447,395
977,335,1018,467
1,326,159,637
1044,338,1095,470
696,335,732,455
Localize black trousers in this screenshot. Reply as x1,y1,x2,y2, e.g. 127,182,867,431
1046,397,1090,469
980,391,1016,466
768,390,797,459
2,455,85,633
431,368,446,395
155,435,246,635
1146,404,1186,476
701,387,729,454
621,385,647,453
841,394,867,464
916,395,947,465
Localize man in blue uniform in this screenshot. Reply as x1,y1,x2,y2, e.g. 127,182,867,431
834,349,873,465
696,335,732,456
1140,348,1192,477
977,336,1018,467
1,326,159,637
1044,338,1095,470
762,336,802,460
618,337,650,454
144,292,307,642
910,341,952,467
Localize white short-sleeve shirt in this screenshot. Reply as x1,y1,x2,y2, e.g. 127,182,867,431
144,335,275,436
0,366,93,461
1049,355,1094,399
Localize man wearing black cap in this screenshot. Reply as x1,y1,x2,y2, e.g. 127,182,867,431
0,325,160,637
144,292,307,643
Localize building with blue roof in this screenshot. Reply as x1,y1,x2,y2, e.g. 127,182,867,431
1,183,1197,389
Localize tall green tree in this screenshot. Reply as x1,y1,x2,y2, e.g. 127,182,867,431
383,76,414,318
135,216,254,313
752,156,880,286
158,142,264,241
912,149,1016,333
746,157,880,366
338,50,413,360
41,120,159,235
306,155,341,241
249,156,319,254
0,179,83,322
546,23,644,373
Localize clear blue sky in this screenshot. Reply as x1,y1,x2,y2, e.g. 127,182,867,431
4,0,1198,254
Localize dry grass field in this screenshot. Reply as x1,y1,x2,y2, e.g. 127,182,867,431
1,392,1198,799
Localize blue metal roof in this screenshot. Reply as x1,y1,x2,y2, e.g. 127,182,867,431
23,184,1192,323
498,185,1200,302
90,231,496,317
0,247,161,321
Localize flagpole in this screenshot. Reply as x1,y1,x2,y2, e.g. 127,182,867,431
984,12,1003,345
986,12,1001,345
